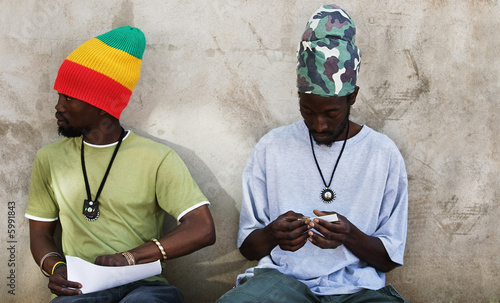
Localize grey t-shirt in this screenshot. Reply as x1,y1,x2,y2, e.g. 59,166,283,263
237,121,408,295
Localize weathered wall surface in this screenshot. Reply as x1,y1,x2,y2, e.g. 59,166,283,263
1,0,499,302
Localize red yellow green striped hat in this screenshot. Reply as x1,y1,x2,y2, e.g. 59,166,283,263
54,26,146,118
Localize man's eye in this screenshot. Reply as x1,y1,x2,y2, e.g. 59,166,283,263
65,96,72,101
327,111,339,118
301,108,313,115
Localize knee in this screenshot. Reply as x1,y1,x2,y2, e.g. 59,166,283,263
121,284,183,303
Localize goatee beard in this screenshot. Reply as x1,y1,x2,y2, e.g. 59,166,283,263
58,126,83,138
314,109,350,147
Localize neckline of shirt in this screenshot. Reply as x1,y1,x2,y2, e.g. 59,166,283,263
82,130,131,148
298,120,370,150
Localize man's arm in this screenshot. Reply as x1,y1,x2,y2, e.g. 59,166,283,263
95,204,215,265
29,220,82,296
307,210,399,272
239,211,309,261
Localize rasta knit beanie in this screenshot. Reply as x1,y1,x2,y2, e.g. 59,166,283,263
54,26,146,119
297,4,361,97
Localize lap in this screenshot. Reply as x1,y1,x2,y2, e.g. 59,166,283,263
51,281,183,303
216,268,320,303
216,269,408,303
320,285,408,303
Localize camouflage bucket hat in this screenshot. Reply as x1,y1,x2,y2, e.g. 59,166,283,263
297,4,361,97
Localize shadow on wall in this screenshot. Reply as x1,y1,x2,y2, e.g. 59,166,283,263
138,133,249,302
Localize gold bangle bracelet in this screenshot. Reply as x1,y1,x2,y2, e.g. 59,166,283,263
151,238,167,262
40,252,63,277
51,261,66,275
121,251,135,265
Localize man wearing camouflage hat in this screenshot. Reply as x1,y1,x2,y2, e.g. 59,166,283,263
217,4,408,302
25,26,215,302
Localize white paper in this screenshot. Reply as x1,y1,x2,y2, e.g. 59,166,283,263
66,255,162,294
300,214,339,222
316,214,339,222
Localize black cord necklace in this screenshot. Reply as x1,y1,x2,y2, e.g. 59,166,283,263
309,121,349,203
81,128,125,221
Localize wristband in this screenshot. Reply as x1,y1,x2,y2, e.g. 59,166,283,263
151,238,167,262
121,251,135,265
51,261,66,275
40,252,63,277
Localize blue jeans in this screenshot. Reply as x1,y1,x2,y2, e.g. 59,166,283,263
216,268,408,303
51,281,183,303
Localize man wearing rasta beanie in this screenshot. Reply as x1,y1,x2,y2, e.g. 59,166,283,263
53,25,145,119
25,26,215,302
217,4,408,303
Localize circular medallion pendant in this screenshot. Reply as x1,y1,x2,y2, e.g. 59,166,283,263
321,188,336,203
84,211,100,221
83,199,100,221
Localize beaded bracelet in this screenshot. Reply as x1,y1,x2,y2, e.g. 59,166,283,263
51,261,66,275
40,252,63,277
121,251,136,265
151,238,167,262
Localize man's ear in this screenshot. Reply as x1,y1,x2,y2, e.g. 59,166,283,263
348,86,360,105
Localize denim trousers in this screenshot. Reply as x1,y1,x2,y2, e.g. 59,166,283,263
51,280,183,303
216,268,409,303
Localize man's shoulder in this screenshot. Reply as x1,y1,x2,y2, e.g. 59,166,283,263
36,137,76,156
357,126,404,159
127,132,173,151
125,132,183,164
257,121,304,146
357,126,397,146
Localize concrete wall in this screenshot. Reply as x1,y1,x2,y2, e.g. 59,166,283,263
1,0,499,302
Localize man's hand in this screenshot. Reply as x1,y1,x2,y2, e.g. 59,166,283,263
95,253,130,266
239,210,309,260
270,211,310,252
48,266,82,296
306,210,349,249
306,209,399,272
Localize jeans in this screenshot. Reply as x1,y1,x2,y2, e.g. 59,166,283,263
51,280,183,303
216,268,408,303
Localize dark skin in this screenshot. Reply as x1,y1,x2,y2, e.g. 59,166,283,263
55,94,122,145
30,94,216,296
239,87,399,273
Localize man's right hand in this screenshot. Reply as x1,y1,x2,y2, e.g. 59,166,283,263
48,266,82,296
239,210,309,260
269,211,309,252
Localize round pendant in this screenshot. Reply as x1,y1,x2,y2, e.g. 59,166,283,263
84,211,99,221
321,188,336,203
83,199,100,221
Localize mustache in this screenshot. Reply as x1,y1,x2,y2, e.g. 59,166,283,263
310,130,334,136
55,112,66,122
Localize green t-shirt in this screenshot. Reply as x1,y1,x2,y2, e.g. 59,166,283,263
26,131,208,277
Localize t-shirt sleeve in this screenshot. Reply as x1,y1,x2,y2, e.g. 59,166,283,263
25,150,59,221
155,150,208,221
237,142,270,248
373,147,408,266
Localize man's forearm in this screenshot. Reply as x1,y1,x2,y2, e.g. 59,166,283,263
130,205,216,264
29,220,64,275
239,227,277,261
343,225,399,273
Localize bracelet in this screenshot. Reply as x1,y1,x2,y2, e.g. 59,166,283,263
40,252,63,277
51,261,66,275
121,251,135,265
151,238,167,262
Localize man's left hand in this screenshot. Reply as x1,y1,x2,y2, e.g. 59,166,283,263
306,209,351,249
95,253,130,266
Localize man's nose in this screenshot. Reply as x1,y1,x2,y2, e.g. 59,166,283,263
55,95,65,112
312,116,328,133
